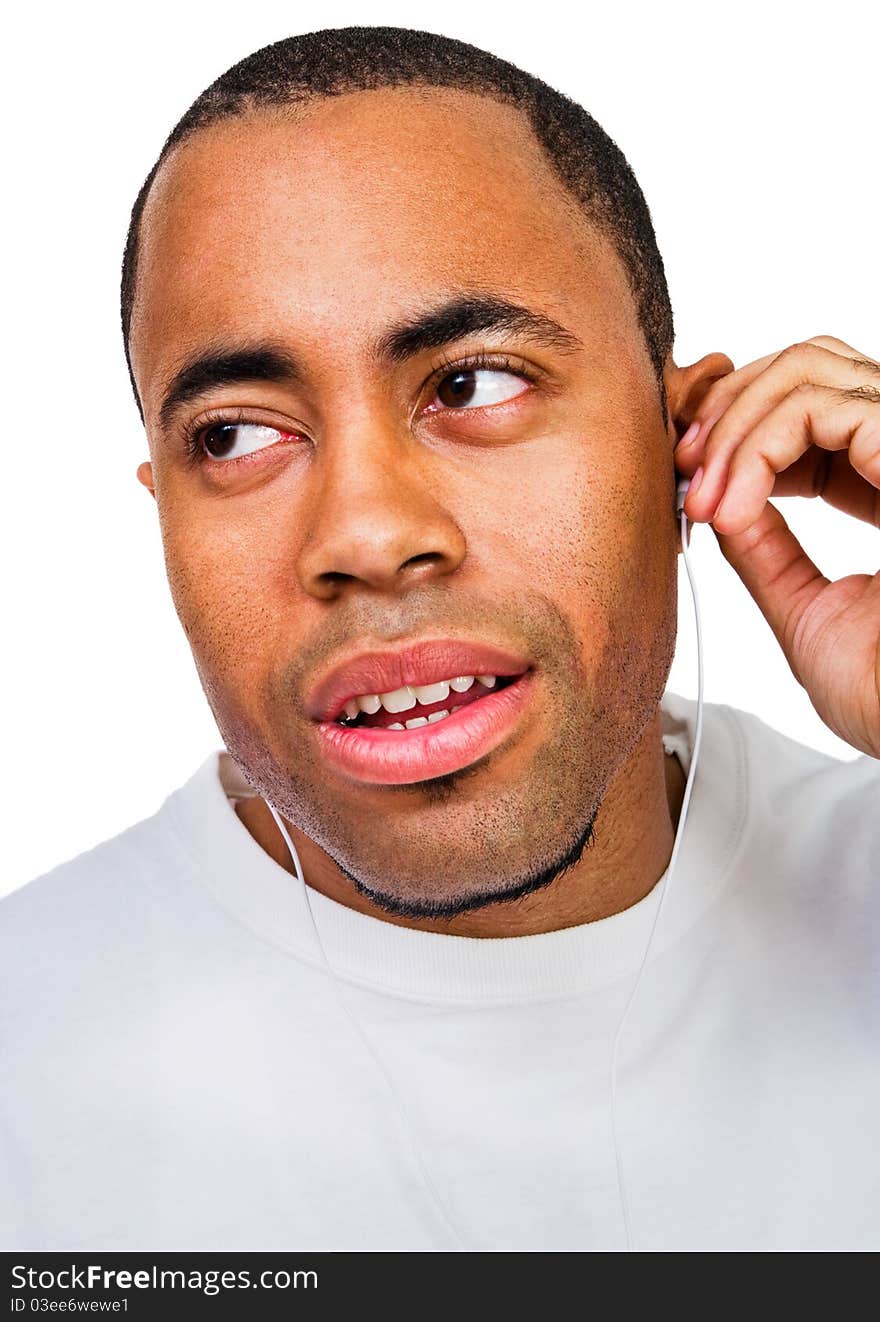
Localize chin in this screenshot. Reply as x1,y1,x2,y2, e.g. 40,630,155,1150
324,791,601,921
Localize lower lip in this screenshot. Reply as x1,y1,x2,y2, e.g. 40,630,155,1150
314,673,535,785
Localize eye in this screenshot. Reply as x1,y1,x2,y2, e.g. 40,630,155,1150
428,368,530,412
199,421,291,462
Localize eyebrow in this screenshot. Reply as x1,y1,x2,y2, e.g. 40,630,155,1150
373,294,584,363
158,344,301,433
157,294,583,432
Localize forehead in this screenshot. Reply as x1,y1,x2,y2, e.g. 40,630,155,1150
130,86,633,410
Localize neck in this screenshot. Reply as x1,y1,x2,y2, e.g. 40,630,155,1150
235,708,686,938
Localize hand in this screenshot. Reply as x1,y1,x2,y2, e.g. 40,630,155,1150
673,335,880,758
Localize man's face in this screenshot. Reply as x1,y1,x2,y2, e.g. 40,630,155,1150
129,86,678,916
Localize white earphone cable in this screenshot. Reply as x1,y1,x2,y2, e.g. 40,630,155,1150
609,504,704,1252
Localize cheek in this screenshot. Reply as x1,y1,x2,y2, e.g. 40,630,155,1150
158,501,288,696
457,439,648,610
457,424,676,669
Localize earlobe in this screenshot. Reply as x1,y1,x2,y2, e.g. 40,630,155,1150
136,460,156,499
664,351,736,443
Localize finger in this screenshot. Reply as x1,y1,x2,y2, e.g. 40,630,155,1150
676,345,880,497
689,337,876,437
675,337,869,446
675,351,779,450
675,338,880,468
676,342,880,474
771,448,880,524
804,334,869,357
710,500,830,685
687,383,880,532
777,448,880,527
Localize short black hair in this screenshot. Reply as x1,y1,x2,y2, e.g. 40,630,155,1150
120,26,673,422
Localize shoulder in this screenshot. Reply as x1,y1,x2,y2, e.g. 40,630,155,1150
0,753,224,1011
3,788,186,925
662,693,879,1018
726,698,879,786
663,689,879,897
665,688,879,817
0,816,169,1023
715,701,879,971
722,700,880,876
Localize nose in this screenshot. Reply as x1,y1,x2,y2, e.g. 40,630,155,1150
295,427,467,601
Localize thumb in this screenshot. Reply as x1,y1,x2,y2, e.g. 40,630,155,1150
711,500,829,684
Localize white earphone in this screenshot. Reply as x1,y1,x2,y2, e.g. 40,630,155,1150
266,470,705,1253
609,473,704,1249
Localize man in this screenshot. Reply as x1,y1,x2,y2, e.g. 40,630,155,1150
2,26,878,1253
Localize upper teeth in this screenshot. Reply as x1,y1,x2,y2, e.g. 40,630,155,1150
341,673,498,719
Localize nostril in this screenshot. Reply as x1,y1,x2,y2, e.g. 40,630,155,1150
319,570,357,589
402,552,447,572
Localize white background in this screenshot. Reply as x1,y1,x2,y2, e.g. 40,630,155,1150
3,0,878,893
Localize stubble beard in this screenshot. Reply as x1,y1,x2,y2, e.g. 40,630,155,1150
206,577,675,921
225,645,655,922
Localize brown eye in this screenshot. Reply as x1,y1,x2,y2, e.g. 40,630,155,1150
200,422,288,462
431,369,529,411
437,371,478,407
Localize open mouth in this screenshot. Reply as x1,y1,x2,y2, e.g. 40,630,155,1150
315,670,534,787
307,639,534,786
335,673,517,731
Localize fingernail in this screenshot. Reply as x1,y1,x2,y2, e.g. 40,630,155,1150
677,421,700,450
689,465,704,496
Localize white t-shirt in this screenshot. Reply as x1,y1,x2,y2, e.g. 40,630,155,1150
2,691,878,1252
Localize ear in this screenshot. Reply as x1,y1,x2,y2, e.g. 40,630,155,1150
136,460,156,499
663,351,736,445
